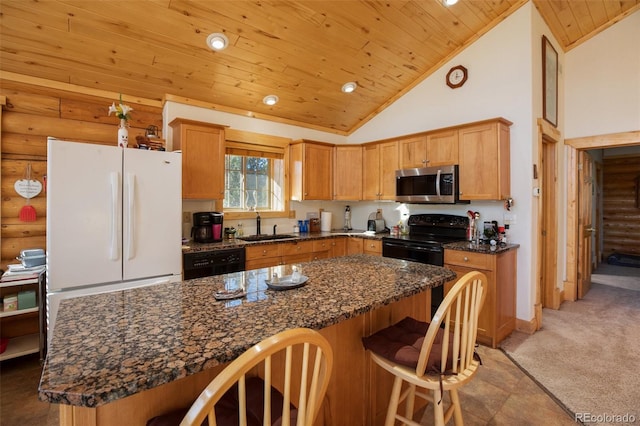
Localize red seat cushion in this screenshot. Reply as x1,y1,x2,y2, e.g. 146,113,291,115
362,316,453,372
146,377,298,426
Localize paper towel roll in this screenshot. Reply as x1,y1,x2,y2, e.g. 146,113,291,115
320,212,332,232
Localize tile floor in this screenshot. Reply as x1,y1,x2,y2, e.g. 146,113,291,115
1,341,576,426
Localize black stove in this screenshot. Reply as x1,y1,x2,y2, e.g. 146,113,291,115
383,214,468,251
382,214,468,318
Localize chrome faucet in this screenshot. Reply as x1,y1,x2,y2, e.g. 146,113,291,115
256,212,261,235
273,224,277,235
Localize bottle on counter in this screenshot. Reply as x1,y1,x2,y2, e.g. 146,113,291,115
236,223,244,237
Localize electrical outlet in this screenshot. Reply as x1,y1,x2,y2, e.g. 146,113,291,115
503,213,516,224
183,212,191,223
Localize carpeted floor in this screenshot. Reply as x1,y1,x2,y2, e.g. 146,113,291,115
501,266,640,426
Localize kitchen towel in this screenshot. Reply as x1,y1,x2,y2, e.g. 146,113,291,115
321,212,332,232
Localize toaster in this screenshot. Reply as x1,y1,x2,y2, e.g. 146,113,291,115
367,219,386,233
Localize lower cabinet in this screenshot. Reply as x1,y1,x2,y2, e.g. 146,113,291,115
245,237,349,269
347,237,363,255
444,248,517,348
363,239,382,256
245,241,314,270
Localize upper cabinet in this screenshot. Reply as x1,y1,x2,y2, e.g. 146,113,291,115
458,118,512,201
399,130,459,169
333,145,362,201
363,141,398,201
169,118,226,200
290,140,333,200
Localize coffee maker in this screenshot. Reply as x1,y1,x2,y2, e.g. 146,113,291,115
192,212,223,243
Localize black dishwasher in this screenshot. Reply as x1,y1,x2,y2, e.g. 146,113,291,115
183,247,246,279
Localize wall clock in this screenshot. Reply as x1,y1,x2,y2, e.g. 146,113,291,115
446,65,468,89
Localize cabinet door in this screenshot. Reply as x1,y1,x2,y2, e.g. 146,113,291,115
399,135,427,169
333,146,362,200
458,121,510,200
363,239,382,256
169,119,225,199
303,143,333,200
443,264,494,346
426,129,458,166
378,141,399,200
362,144,381,200
347,238,364,255
330,237,347,257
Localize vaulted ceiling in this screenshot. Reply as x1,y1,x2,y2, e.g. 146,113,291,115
1,1,638,134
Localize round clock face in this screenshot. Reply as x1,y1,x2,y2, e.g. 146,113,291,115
446,65,468,88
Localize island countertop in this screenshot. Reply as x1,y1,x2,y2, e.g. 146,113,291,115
38,254,455,408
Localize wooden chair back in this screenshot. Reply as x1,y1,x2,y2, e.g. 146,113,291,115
180,328,333,426
416,271,487,377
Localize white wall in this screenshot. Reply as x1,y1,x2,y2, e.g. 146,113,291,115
349,3,537,321
565,11,640,138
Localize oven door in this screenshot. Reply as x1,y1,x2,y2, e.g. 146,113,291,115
382,240,444,265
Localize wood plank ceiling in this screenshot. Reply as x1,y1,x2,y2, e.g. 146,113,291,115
1,1,638,135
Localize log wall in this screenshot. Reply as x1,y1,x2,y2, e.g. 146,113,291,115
0,80,162,271
602,155,640,257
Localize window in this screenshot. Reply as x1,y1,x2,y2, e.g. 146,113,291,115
223,153,285,212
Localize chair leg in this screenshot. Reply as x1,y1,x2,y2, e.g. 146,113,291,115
404,383,416,421
432,388,445,426
449,389,464,425
385,376,404,426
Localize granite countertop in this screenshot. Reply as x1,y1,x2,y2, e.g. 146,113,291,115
443,241,520,254
182,230,387,253
38,254,454,407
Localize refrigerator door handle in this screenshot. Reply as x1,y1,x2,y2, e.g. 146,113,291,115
126,173,135,260
109,172,120,260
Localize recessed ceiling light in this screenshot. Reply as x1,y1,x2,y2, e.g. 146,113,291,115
263,95,279,106
206,33,228,51
442,0,458,6
341,82,357,93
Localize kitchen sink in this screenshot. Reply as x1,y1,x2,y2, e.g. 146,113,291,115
237,234,298,242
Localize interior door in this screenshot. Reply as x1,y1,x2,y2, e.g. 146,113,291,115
577,151,595,299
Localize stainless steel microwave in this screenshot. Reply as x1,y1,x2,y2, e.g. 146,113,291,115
395,165,469,204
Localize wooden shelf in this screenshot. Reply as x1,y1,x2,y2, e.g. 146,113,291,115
0,307,38,318
0,333,39,361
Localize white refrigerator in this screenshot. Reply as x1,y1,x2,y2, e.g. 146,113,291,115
46,138,182,343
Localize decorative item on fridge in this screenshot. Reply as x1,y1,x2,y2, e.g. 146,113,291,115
108,94,133,148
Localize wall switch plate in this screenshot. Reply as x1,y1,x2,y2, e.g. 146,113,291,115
183,212,191,223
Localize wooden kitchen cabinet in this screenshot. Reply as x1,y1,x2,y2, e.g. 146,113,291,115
290,140,334,201
444,247,517,348
245,243,283,270
333,145,362,200
363,141,398,200
363,239,382,256
458,118,512,200
347,237,364,255
245,241,315,270
312,237,346,260
169,118,226,199
398,130,458,169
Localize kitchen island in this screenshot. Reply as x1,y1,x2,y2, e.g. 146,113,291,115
39,254,455,426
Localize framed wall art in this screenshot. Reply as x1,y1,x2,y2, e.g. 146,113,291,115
542,35,558,127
